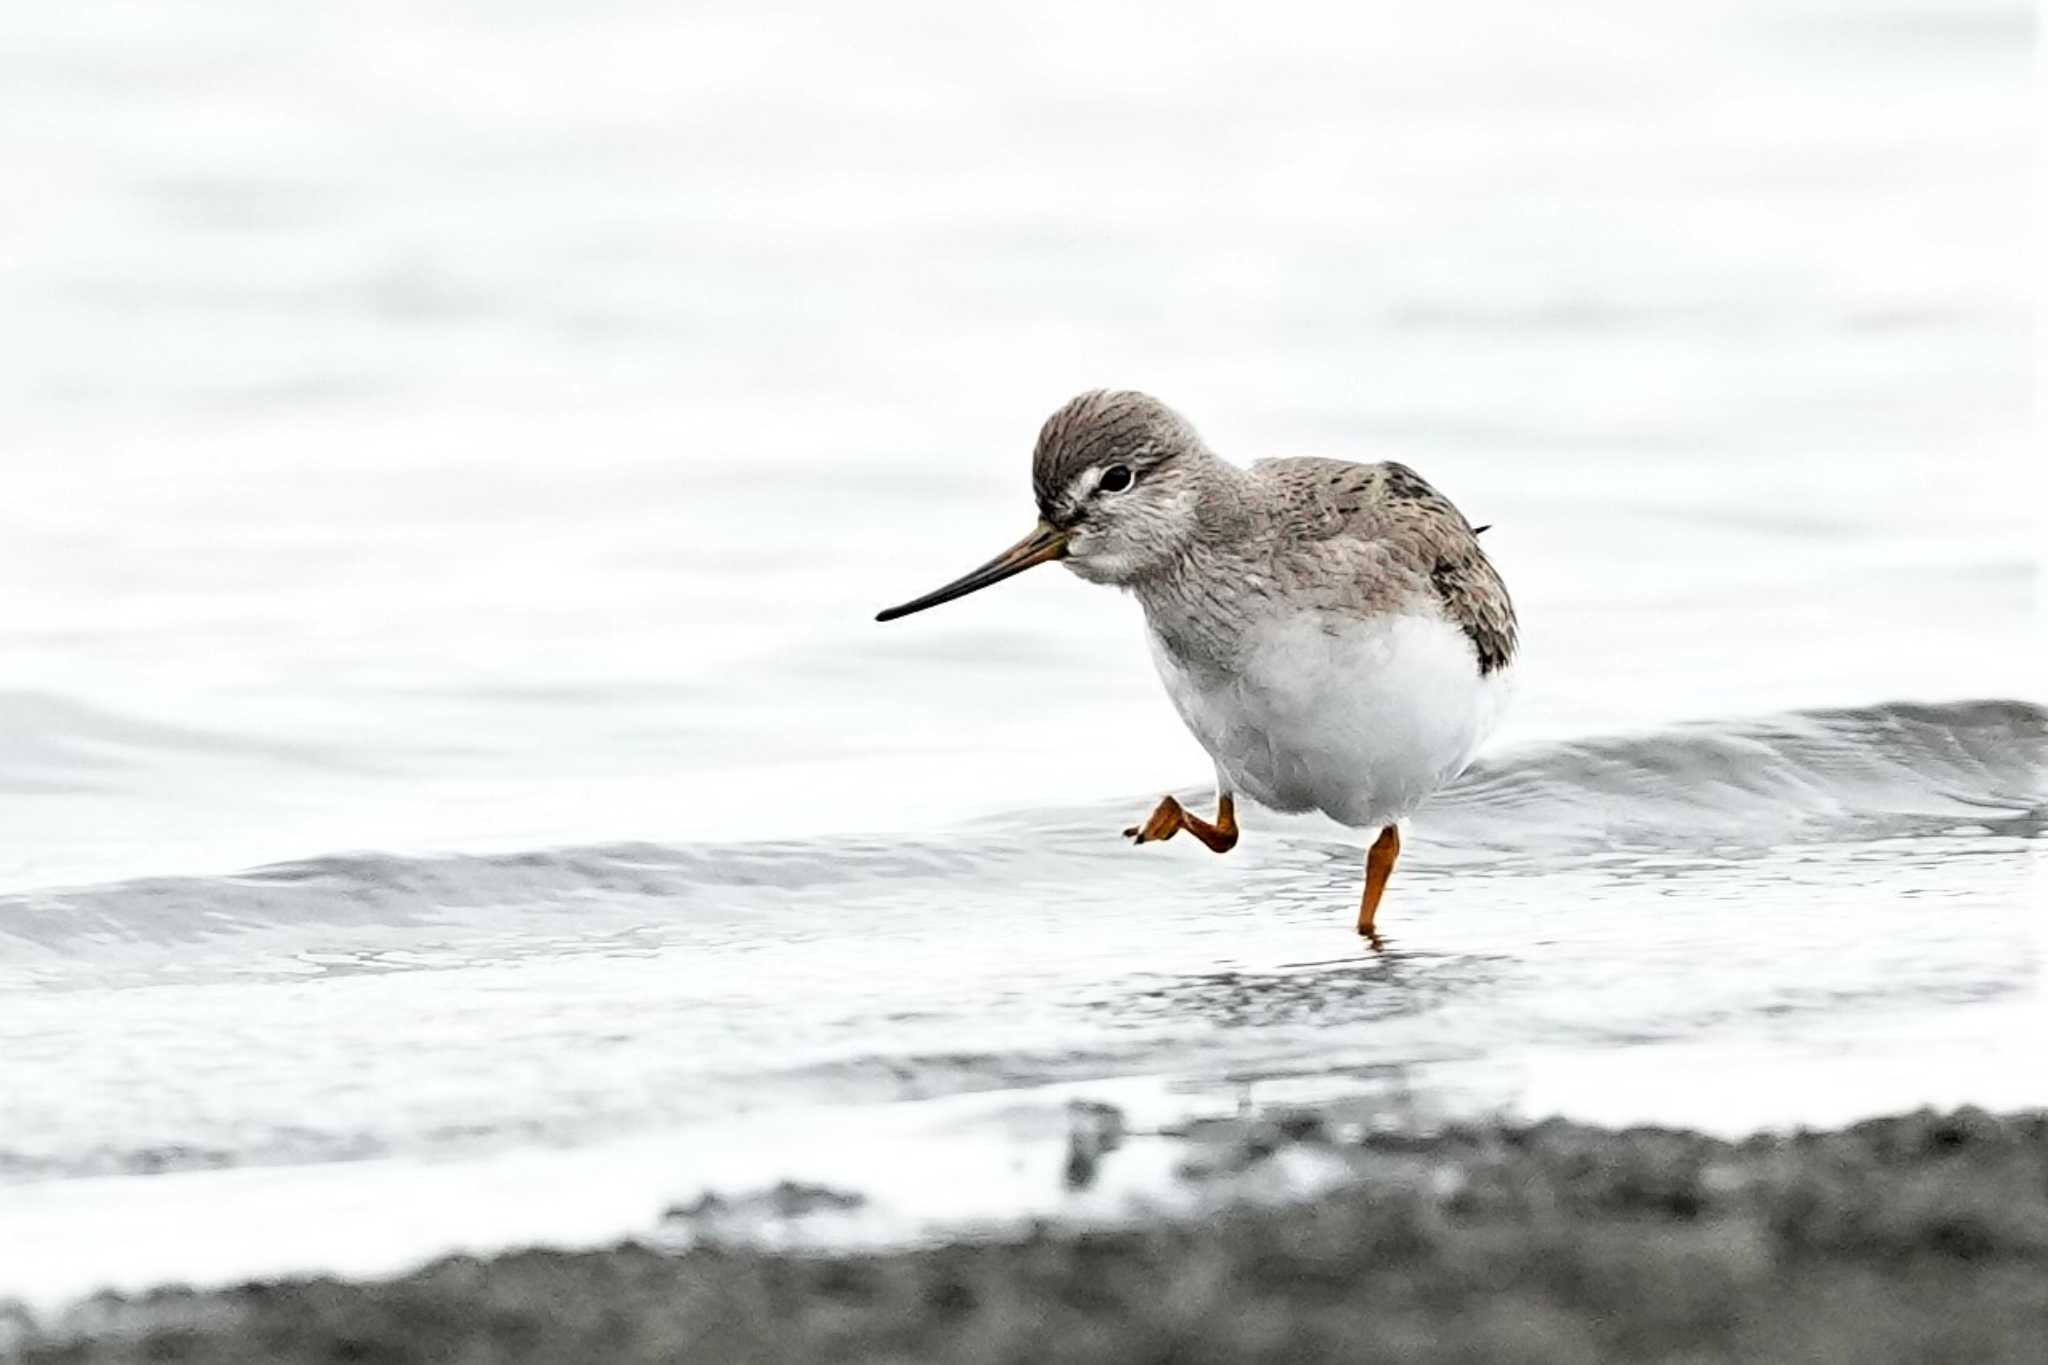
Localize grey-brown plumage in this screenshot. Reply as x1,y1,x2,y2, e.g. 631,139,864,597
878,388,1520,942
1031,390,1202,521
1027,390,1517,679
1264,456,1518,675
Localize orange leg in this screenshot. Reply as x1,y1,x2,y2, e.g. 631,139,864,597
1124,793,1238,853
1357,824,1400,944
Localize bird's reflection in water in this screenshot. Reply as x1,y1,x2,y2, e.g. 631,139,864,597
1105,951,1510,1031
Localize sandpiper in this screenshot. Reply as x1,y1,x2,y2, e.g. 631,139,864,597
876,391,1517,942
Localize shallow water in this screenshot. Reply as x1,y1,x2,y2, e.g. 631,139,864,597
0,0,2040,1312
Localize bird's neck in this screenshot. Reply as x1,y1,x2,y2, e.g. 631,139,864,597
1129,451,1258,670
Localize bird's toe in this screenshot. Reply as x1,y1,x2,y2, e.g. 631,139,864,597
1125,796,1185,845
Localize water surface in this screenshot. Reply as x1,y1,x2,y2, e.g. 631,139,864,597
0,0,2039,1312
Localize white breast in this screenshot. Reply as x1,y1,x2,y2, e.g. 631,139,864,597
1150,611,1510,830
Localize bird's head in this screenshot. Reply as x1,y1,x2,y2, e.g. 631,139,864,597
1030,390,1209,586
874,390,1211,622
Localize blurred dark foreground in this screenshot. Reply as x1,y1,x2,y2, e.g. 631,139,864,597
13,1107,2046,1365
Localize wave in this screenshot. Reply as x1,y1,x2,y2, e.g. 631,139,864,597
2,699,2040,959
1429,697,2047,854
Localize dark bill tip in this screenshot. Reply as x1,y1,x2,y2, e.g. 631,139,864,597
875,522,1068,622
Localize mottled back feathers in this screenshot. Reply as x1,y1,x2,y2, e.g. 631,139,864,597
1025,391,1518,678
1242,457,1519,675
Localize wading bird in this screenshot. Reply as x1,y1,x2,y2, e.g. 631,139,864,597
876,391,1516,943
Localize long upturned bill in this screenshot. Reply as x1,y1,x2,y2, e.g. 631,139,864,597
874,522,1068,622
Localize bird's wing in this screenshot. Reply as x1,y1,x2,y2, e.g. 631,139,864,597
1250,457,1519,675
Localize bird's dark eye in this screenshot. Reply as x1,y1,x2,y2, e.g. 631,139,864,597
1098,464,1134,494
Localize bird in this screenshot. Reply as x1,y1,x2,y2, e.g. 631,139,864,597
875,390,1516,943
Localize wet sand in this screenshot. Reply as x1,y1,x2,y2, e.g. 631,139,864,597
14,1106,2045,1364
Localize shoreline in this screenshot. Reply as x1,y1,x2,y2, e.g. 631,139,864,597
11,1105,2045,1364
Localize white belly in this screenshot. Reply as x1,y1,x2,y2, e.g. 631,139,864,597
1150,611,1511,829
